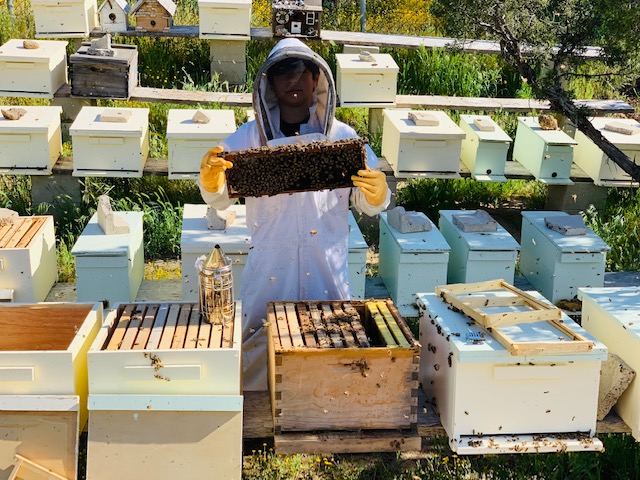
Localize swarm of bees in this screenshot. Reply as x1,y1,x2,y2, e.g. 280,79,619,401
224,138,366,198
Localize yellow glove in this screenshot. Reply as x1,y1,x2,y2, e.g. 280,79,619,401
351,168,388,207
199,146,233,193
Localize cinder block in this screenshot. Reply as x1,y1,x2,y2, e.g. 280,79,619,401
387,206,432,233
598,353,635,421
452,209,497,233
206,206,236,230
544,214,586,236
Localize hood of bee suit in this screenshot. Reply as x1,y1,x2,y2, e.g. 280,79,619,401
253,38,336,145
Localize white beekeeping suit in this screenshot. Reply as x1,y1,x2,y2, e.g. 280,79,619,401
199,38,390,390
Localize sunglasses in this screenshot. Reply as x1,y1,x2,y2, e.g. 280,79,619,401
269,59,313,77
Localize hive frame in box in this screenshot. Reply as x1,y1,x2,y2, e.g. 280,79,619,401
435,280,595,356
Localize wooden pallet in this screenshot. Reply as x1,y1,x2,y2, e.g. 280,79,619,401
0,217,46,249
102,302,234,351
435,279,595,356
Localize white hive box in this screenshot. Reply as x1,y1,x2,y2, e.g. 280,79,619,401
32,0,98,37
166,108,236,179
181,203,369,301
417,291,606,454
512,116,577,184
198,0,251,39
520,211,609,304
71,211,144,306
70,106,150,177
0,302,102,480
382,109,465,179
579,287,640,441
0,39,67,99
336,53,398,107
378,211,450,317
0,106,62,175
459,114,512,182
438,210,520,284
0,216,56,303
573,117,640,186
87,301,242,480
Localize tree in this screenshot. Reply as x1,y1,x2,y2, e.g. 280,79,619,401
431,0,640,181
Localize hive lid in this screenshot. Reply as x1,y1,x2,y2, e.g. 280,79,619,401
166,108,236,139
0,39,68,62
70,106,149,137
589,117,640,149
0,106,62,133
416,292,607,363
381,211,450,253
336,53,399,74
460,114,512,143
517,117,578,145
383,109,466,139
579,287,640,341
521,211,610,253
440,210,520,251
71,211,143,256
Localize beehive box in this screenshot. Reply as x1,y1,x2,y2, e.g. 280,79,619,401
520,211,610,304
0,106,62,175
459,114,512,182
378,211,450,317
381,109,465,179
0,216,56,303
198,0,251,39
417,289,606,454
181,204,368,301
579,287,640,441
166,108,236,179
268,299,419,433
335,53,398,107
32,0,98,37
512,117,577,184
438,209,520,284
71,211,144,306
224,138,365,197
0,39,67,98
0,302,102,480
573,117,640,186
86,301,242,480
70,43,138,100
271,0,321,38
70,106,150,177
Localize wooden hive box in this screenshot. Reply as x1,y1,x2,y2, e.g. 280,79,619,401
70,106,149,177
31,0,98,37
459,114,512,182
0,106,63,175
70,43,138,100
512,116,577,185
166,108,236,179
381,109,465,179
86,301,243,480
418,282,607,454
0,39,68,99
0,215,57,303
267,299,420,436
198,0,252,39
336,53,398,107
0,302,103,480
272,0,322,38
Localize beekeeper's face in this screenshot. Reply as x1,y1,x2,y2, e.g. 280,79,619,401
270,59,319,109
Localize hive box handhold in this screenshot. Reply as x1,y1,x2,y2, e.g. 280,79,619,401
597,353,635,421
452,209,497,233
206,206,236,230
97,195,130,235
387,206,432,233
0,208,18,226
408,111,439,126
545,214,587,236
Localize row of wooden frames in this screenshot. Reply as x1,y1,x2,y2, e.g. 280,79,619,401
0,217,46,249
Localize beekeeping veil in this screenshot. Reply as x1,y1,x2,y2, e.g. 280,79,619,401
253,38,336,146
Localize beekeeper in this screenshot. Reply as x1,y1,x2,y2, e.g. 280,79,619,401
199,38,390,390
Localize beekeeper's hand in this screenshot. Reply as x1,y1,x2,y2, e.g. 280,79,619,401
352,168,388,206
200,146,233,192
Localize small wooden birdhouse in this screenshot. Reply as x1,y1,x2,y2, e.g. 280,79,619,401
272,0,321,38
98,0,130,33
130,0,176,32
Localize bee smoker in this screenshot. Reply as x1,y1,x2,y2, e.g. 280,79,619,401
197,244,234,324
